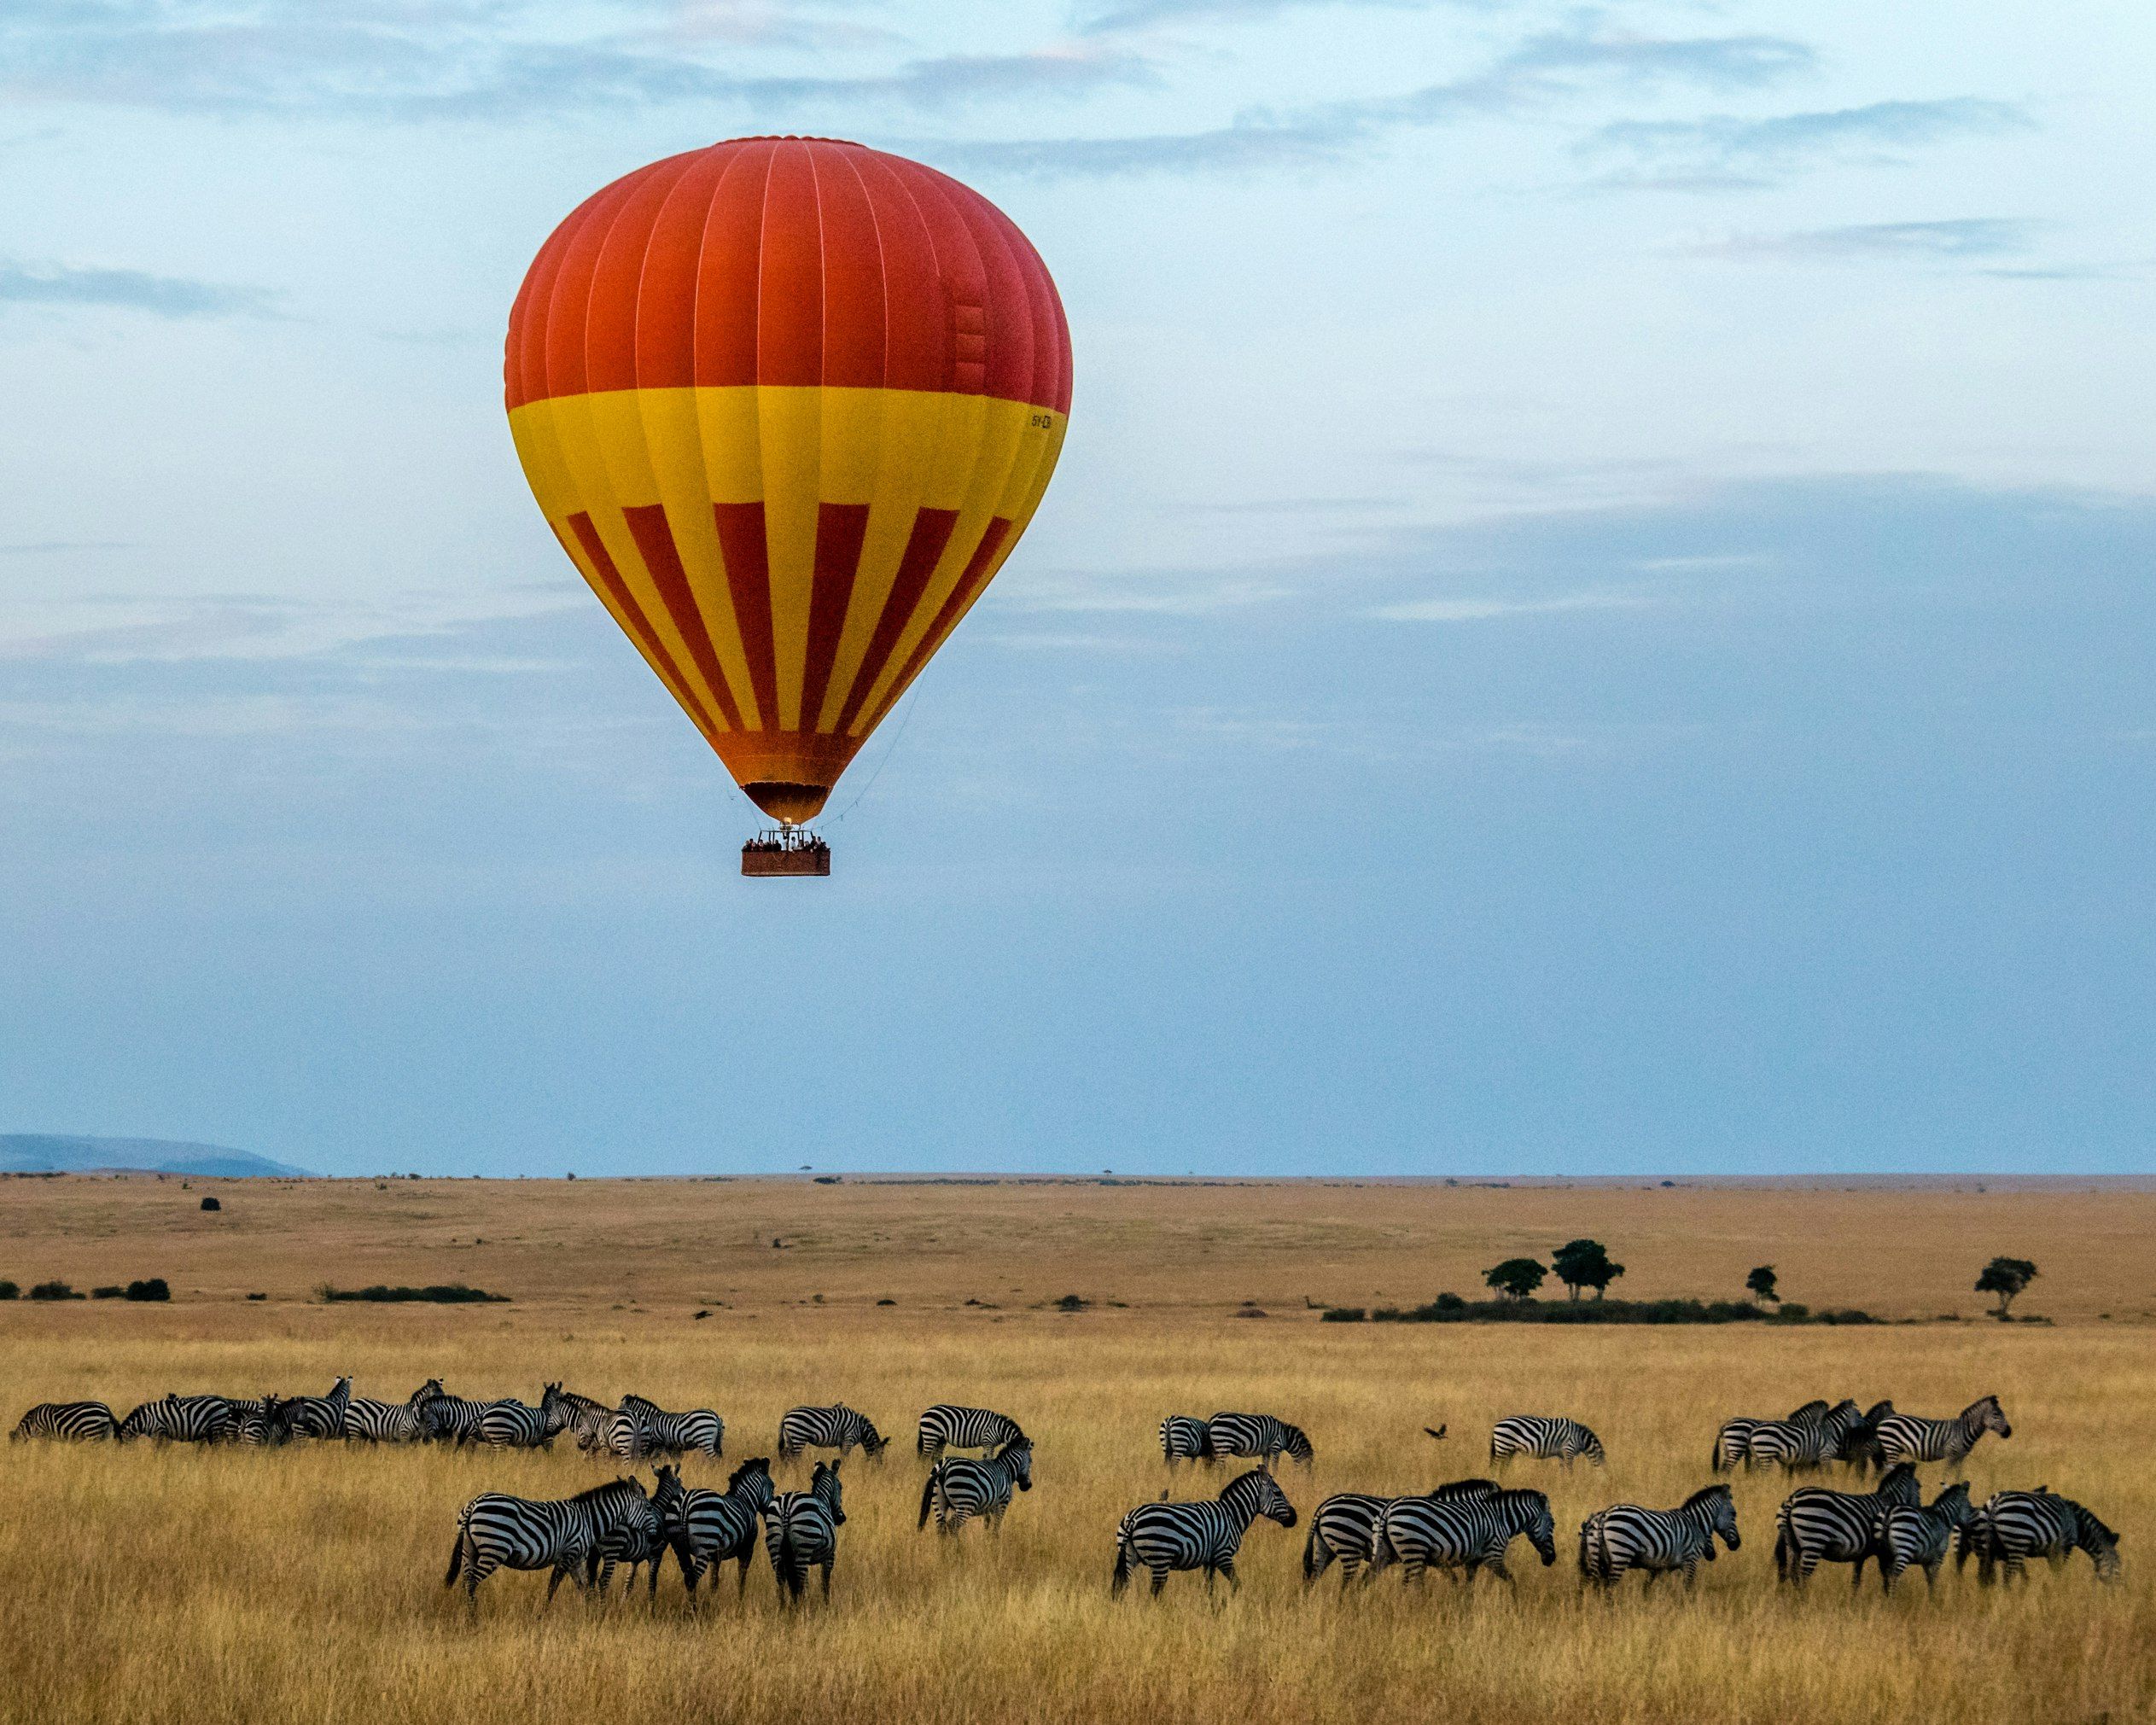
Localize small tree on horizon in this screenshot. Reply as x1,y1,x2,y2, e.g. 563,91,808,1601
1484,1258,1548,1302
1976,1256,2038,1317
1551,1238,1625,1301
1745,1265,1780,1306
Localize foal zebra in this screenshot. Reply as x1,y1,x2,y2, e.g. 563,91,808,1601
477,1384,568,1449
918,1403,1024,1460
1372,1483,1556,1585
1112,1468,1297,1598
918,1437,1033,1536
280,1376,353,1441
610,1394,723,1459
225,1396,291,1445
1490,1415,1605,1468
1962,1489,2121,1585
117,1394,232,1443
345,1380,442,1443
762,1460,848,1603
1773,1461,1920,1585
1578,1484,1739,1590
1873,1396,2011,1468
1869,1480,1972,1592
1744,1400,1862,1471
444,1477,652,1605
12,1401,118,1442
1158,1415,1213,1467
1205,1412,1314,1471
1304,1479,1500,1589
778,1404,888,1463
656,1458,774,1596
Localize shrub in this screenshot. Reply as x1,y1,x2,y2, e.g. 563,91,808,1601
125,1279,171,1302
1320,1307,1367,1322
0,1280,16,1300
199,1197,221,1212
91,1285,125,1299
317,1284,509,1304
1483,1258,1547,1301
28,1280,84,1301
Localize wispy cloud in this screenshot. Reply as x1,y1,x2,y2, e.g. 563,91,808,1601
0,260,281,319
1583,96,2030,189
1077,0,1429,32
1369,591,1654,623
1694,217,2042,264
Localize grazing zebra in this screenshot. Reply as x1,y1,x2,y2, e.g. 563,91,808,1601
1962,1489,2120,1585
1837,1400,1897,1472
612,1394,724,1459
548,1387,615,1449
656,1457,774,1596
1745,1400,1862,1471
418,1389,492,1446
1774,1461,1920,1585
226,1396,292,1445
1873,1396,2011,1468
1868,1480,1972,1592
1712,1400,1827,1471
478,1384,568,1449
1372,1483,1555,1586
1112,1468,1297,1598
761,1460,848,1603
1303,1493,1396,1588
778,1404,888,1463
591,1477,667,1600
345,1380,443,1443
117,1393,232,1443
444,1477,652,1606
1159,1415,1213,1467
918,1437,1033,1536
918,1403,1025,1460
11,1401,119,1442
1578,1484,1739,1590
280,1376,353,1441
1491,1415,1605,1468
1205,1412,1314,1471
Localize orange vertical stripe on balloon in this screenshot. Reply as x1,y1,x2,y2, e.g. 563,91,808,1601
801,502,871,735
711,501,780,731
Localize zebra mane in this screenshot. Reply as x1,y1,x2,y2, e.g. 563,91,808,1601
726,1457,772,1494
1427,1477,1500,1501
2072,1501,2119,1547
564,1477,646,1505
1860,1399,1894,1422
1681,1483,1733,1513
1788,1399,1829,1420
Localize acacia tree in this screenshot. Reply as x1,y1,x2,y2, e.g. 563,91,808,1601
1484,1258,1547,1302
1976,1256,2038,1317
1745,1266,1780,1306
1551,1238,1625,1301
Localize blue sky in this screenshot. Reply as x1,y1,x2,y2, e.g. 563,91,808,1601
2,0,2151,1176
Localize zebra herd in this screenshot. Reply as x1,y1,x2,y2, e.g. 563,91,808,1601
12,1380,2121,1607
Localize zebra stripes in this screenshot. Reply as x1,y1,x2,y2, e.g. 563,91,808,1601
1113,1468,1297,1598
1837,1400,1898,1472
1579,1485,1739,1590
225,1396,291,1446
1303,1493,1395,1588
778,1404,888,1462
656,1458,775,1596
444,1477,652,1605
345,1381,443,1443
1962,1489,2121,1585
477,1384,568,1449
918,1437,1033,1536
12,1401,119,1442
1158,1415,1212,1467
418,1391,492,1446
280,1377,353,1441
1744,1400,1862,1471
1205,1412,1313,1471
1373,1482,1557,1585
918,1403,1024,1460
1713,1400,1825,1471
1869,1480,1972,1592
117,1394,232,1443
1774,1461,1920,1584
762,1460,848,1602
1874,1396,2011,1468
1491,1415,1605,1468
609,1394,724,1460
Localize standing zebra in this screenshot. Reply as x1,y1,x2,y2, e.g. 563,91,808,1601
1302,1481,1497,1589
1578,1484,1739,1590
547,1387,615,1450
444,1477,652,1606
1962,1489,2120,1585
918,1403,1024,1460
1744,1400,1862,1471
1205,1412,1314,1471
1158,1415,1213,1468
12,1401,118,1442
117,1394,232,1443
761,1460,848,1603
1112,1468,1297,1598
656,1458,774,1597
1868,1479,1972,1592
778,1404,888,1463
1837,1400,1897,1473
1712,1400,1826,1472
612,1394,723,1459
1873,1396,2011,1469
1774,1461,1920,1585
417,1388,492,1446
280,1376,353,1441
1491,1415,1605,1468
918,1437,1033,1536
591,1477,667,1600
477,1384,569,1449
345,1379,443,1443
1372,1483,1556,1586
226,1396,292,1446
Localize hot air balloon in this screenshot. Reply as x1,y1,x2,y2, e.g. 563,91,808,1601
505,137,1073,876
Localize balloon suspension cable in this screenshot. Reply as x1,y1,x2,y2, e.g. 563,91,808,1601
826,681,924,828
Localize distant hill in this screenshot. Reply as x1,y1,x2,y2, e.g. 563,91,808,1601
0,1135,312,1178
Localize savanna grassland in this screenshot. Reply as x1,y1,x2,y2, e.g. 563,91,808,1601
2,1175,2151,1725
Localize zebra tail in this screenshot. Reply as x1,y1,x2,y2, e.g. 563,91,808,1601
918,1468,938,1531
1710,1431,1725,1473
1302,1523,1324,1581
443,1512,468,1587
1371,1519,1397,1574
1112,1524,1133,1595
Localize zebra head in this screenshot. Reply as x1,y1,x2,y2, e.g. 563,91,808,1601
1973,1395,2011,1440
1504,1489,1558,1565
406,1378,444,1409
727,1458,776,1506
1820,1400,1862,1441
1930,1481,1974,1527
857,1419,890,1460
1281,1423,1315,1469
812,1460,847,1524
999,1437,1034,1492
650,1464,686,1530
2072,1503,2122,1581
537,1382,569,1436
1687,1483,1740,1551
1570,1426,1607,1467
1223,1468,1297,1530
1879,1463,1920,1506
115,1403,153,1442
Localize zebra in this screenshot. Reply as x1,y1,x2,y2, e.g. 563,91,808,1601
1873,1396,2011,1468
1371,1483,1555,1586
591,1477,667,1600
225,1396,292,1445
11,1401,119,1442
279,1376,353,1441
918,1403,1024,1460
1205,1412,1314,1471
1744,1400,1862,1471
547,1386,615,1449
1712,1400,1827,1471
1303,1493,1396,1588
1112,1467,1297,1598
613,1394,723,1459
918,1437,1033,1536
656,1457,774,1596
443,1477,652,1606
1837,1400,1897,1473
1159,1415,1214,1467
1773,1461,1920,1585
1578,1484,1739,1590
117,1393,232,1443
345,1379,443,1443
761,1459,848,1603
778,1403,888,1463
1961,1489,2120,1585
1868,1479,1972,1592
417,1389,492,1446
1490,1415,1605,1468
477,1384,568,1449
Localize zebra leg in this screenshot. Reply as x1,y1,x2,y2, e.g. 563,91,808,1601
1850,1552,1868,1589
1401,1557,1428,1587
466,1553,495,1604
1220,1556,1239,1593
1796,1549,1819,1586
1150,1565,1169,1598
819,1559,833,1601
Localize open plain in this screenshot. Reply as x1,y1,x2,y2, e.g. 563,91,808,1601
2,1174,2150,1725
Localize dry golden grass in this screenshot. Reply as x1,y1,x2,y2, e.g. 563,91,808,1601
2,1176,2149,1725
